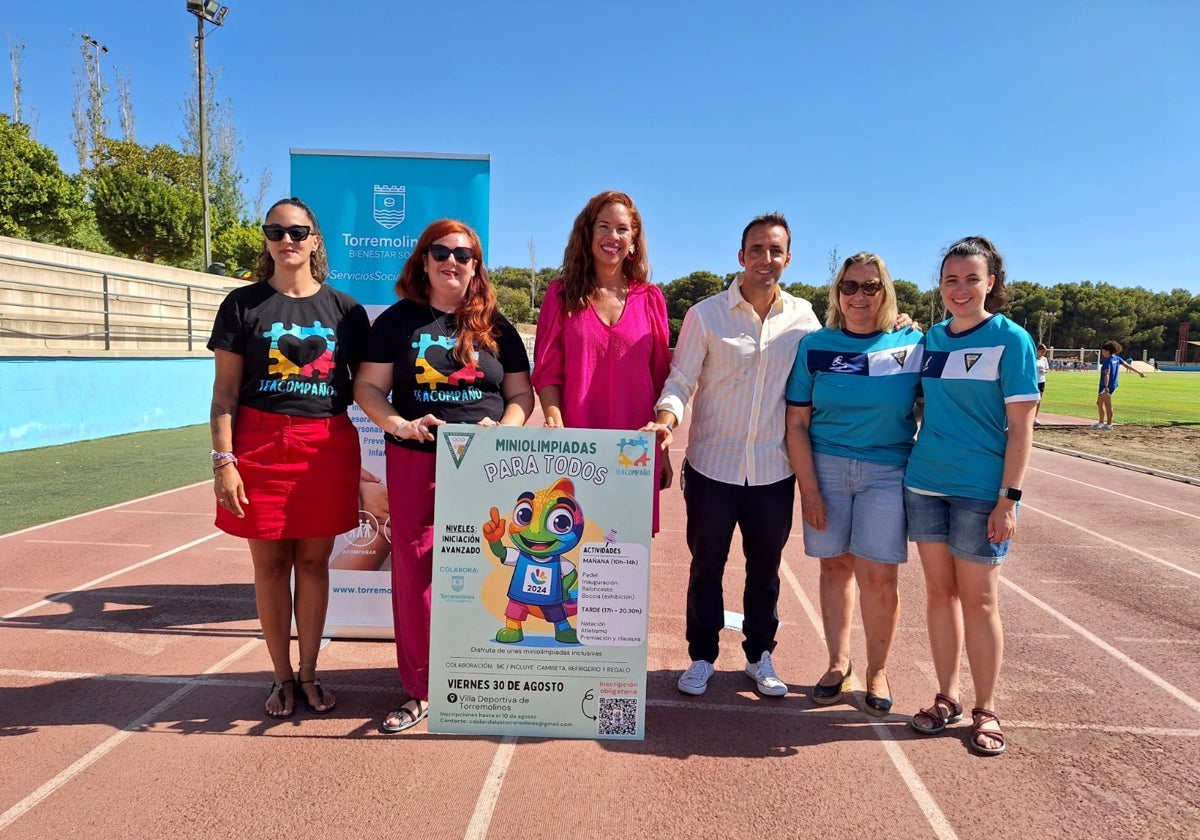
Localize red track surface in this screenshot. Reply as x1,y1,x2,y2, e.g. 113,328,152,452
2,413,1197,839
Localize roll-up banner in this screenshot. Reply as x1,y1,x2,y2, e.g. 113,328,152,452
291,149,491,638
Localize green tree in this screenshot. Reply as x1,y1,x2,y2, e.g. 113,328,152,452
494,285,534,325
0,114,87,242
93,166,201,264
785,281,829,325
211,220,262,273
892,280,925,328
661,271,724,343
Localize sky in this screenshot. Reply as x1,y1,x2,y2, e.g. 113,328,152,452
3,1,1197,295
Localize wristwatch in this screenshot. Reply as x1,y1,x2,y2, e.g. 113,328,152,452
998,487,1022,502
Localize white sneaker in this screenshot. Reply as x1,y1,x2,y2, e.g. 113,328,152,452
1091,422,1106,429
745,651,788,697
677,660,715,695
1101,423,1113,430
1033,419,1043,427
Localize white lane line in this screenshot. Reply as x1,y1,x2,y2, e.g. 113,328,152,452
0,482,208,540
1000,577,1200,714
0,638,260,833
1115,637,1200,646
0,669,412,694
115,511,213,517
779,560,958,840
1027,465,1200,520
1022,503,1200,582
1006,721,1200,737
463,736,518,840
1,532,223,620
25,540,152,548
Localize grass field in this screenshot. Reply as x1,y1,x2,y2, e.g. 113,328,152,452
1039,371,1198,425
0,425,211,535
1,371,1195,535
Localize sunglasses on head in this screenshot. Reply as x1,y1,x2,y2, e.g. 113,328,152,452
837,279,883,297
262,224,313,242
429,244,475,263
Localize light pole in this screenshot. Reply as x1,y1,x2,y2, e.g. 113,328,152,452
185,1,229,270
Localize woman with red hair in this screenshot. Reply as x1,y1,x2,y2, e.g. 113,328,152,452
533,191,672,530
354,219,534,733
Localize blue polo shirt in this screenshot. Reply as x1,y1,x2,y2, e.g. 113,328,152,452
785,326,923,466
905,314,1039,500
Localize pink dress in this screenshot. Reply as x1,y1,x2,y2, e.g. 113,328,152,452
532,278,672,532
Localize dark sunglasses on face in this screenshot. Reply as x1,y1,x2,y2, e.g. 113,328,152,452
429,244,475,263
262,224,313,242
837,279,884,297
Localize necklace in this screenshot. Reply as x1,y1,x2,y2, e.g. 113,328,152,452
429,305,456,341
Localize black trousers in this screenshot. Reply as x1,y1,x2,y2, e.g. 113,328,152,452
682,461,795,664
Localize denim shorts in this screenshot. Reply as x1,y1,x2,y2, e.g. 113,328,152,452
802,453,908,564
903,489,1014,565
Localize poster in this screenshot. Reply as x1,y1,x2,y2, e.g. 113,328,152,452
428,424,654,740
290,148,490,638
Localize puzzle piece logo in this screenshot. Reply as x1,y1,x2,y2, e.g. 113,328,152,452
411,332,485,390
617,437,652,468
263,321,337,380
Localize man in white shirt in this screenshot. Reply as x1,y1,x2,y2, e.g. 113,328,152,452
645,213,821,697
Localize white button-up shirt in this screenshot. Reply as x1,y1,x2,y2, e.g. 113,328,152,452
656,279,821,486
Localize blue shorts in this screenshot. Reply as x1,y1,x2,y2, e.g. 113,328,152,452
802,453,908,564
904,489,1014,565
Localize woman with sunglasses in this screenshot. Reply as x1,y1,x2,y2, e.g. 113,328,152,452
353,219,534,733
208,197,369,718
904,236,1038,756
784,253,922,716
532,191,672,531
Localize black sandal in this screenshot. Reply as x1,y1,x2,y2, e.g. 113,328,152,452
381,695,428,734
296,662,336,714
265,679,295,719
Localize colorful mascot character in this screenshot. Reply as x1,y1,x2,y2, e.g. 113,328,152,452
483,477,583,644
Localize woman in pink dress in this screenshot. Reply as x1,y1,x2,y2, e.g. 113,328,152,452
532,191,673,532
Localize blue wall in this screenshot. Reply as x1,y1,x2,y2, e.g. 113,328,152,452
0,358,211,452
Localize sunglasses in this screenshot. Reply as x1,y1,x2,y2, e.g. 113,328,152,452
429,244,475,263
837,279,884,297
262,224,313,242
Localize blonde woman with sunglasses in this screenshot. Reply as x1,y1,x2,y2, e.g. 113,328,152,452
784,253,922,716
209,197,370,719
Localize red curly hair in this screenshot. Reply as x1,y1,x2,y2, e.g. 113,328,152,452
396,219,498,365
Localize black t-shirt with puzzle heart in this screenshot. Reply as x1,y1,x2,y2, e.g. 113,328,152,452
364,298,531,452
208,281,369,417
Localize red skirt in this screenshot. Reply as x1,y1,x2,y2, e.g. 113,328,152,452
215,406,361,540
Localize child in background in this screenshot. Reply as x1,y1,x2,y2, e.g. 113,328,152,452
1035,344,1049,426
1093,339,1145,430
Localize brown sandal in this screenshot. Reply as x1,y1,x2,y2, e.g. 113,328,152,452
910,692,963,735
969,708,1007,756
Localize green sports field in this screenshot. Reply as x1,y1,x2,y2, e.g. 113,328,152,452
0,425,211,535
1039,370,1197,426
1,372,1195,535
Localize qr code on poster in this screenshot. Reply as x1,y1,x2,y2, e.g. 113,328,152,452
598,697,638,736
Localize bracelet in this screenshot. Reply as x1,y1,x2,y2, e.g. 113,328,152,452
213,460,237,473
210,449,237,463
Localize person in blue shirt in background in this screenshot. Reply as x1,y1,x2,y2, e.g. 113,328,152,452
1093,339,1144,430
904,236,1039,756
785,253,922,716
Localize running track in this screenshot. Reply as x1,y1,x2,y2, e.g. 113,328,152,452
1,417,1197,839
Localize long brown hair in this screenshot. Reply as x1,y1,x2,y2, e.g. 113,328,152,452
396,219,498,365
253,197,329,282
557,191,650,313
